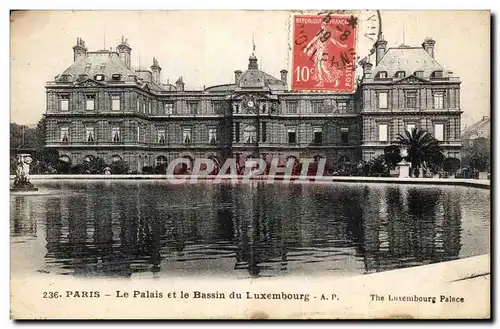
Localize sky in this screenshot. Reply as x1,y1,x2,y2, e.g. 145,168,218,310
10,10,490,127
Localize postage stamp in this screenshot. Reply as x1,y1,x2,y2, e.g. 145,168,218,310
291,13,356,92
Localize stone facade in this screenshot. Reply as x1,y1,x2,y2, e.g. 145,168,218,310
45,36,462,172
358,36,462,162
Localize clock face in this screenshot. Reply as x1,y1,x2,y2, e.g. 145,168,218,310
247,100,255,108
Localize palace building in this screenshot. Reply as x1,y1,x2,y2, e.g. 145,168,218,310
44,35,462,172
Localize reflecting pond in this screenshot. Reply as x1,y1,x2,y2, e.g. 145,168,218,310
10,181,490,279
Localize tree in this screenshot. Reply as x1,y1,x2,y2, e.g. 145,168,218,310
110,160,129,174
383,145,402,170
85,157,107,174
397,127,444,177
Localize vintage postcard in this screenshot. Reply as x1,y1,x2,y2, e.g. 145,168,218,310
10,10,491,319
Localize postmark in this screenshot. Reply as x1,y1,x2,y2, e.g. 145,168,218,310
291,12,357,92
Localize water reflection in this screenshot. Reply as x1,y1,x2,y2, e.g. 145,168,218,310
10,182,489,278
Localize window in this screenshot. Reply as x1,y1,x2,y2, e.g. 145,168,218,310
112,74,122,81
208,128,217,145
60,94,69,111
378,124,388,142
431,71,443,78
259,102,267,113
85,94,95,111
312,101,322,114
188,102,199,115
95,74,104,81
434,91,444,109
183,128,192,144
378,92,388,109
378,71,387,79
261,122,267,142
406,91,417,108
212,101,225,114
243,125,257,144
157,129,166,144
415,71,423,78
235,122,240,142
142,103,146,114
341,127,349,144
233,102,240,114
61,75,72,82
136,126,140,142
288,101,298,114
288,127,297,144
60,127,69,142
434,123,444,141
86,127,95,142
148,102,152,114
337,101,347,113
406,124,416,133
111,95,120,111
314,127,323,145
396,71,405,78
165,103,174,115
112,127,120,142
136,99,140,112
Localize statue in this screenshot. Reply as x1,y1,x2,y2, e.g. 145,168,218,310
397,147,411,179
11,154,38,191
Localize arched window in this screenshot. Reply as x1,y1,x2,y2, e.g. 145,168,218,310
243,125,257,144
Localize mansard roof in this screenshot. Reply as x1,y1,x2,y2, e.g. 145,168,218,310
55,50,164,91
373,46,450,79
57,50,137,82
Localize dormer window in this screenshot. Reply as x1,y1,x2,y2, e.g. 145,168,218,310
414,71,424,78
431,70,444,78
78,74,88,81
377,71,387,79
112,74,122,81
61,74,72,82
395,71,406,78
95,74,105,81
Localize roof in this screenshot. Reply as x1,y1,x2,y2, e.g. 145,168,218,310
204,84,236,92
462,116,490,137
56,50,165,91
239,69,285,89
162,83,178,92
58,50,138,83
372,46,448,79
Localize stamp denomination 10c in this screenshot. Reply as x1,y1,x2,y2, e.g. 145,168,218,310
291,13,357,92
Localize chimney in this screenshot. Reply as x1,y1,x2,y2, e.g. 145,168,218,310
280,69,288,84
234,70,242,84
175,76,185,92
116,36,132,69
375,33,387,65
422,37,436,58
150,57,161,85
73,37,87,62
362,61,373,78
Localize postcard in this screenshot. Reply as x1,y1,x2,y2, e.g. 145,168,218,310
10,9,491,319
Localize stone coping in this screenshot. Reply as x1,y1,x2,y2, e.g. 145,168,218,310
10,174,490,189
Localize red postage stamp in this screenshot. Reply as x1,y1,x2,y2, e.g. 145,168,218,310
291,13,357,92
